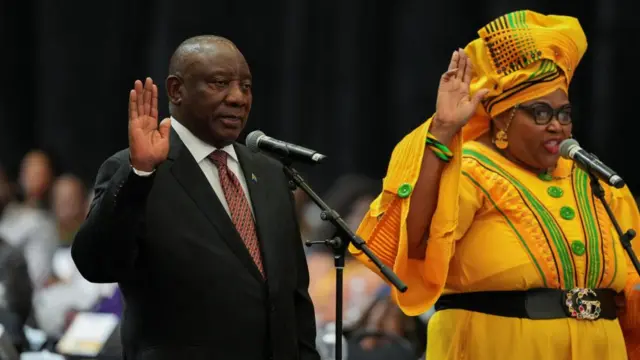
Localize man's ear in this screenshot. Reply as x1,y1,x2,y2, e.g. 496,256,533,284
166,75,184,106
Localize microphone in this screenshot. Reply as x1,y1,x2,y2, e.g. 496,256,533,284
559,139,624,188
245,130,327,165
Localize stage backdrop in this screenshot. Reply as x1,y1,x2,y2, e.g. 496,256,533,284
1,0,636,195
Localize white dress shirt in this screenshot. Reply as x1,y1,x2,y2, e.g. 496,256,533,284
132,117,253,217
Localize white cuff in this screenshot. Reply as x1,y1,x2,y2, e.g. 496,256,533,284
131,166,155,177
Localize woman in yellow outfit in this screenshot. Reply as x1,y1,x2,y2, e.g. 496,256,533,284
350,10,640,359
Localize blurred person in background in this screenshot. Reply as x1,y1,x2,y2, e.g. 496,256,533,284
32,238,116,338
0,172,33,352
71,35,319,360
18,150,54,209
351,10,640,359
310,261,385,328
0,164,58,290
50,174,88,246
0,236,33,353
347,286,427,360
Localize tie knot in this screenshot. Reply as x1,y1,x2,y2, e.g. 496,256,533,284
209,150,228,168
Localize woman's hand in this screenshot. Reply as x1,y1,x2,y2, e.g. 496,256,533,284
431,49,488,144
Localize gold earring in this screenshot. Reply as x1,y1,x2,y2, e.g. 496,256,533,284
494,129,508,149
493,106,516,150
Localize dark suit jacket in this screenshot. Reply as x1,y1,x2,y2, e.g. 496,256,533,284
71,130,320,360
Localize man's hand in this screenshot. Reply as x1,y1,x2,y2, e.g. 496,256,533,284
128,78,171,172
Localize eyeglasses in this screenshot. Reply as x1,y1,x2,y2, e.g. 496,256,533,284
517,103,572,125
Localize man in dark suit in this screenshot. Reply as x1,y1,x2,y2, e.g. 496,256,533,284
71,35,320,360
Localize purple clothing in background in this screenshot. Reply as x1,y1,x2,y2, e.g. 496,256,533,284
93,286,123,318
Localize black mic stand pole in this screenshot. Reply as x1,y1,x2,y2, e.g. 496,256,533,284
280,160,408,360
587,171,640,276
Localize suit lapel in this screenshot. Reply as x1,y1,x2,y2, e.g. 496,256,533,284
168,130,264,283
234,144,280,294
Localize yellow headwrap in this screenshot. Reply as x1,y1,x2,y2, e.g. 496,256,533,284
461,10,588,142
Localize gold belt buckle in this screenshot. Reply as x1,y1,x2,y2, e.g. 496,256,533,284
565,288,601,320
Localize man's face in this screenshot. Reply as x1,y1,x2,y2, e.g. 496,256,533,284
178,43,253,147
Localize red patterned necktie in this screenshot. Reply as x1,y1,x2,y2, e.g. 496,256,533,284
209,150,265,278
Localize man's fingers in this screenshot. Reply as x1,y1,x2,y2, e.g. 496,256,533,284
134,79,143,93
129,89,138,121
143,78,153,117
158,118,172,138
151,84,159,120
135,80,145,120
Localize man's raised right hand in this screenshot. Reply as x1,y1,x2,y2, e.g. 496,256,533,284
128,78,171,172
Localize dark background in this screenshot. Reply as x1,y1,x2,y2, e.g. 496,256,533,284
1,0,636,195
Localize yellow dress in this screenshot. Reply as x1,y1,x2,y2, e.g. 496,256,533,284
350,119,640,359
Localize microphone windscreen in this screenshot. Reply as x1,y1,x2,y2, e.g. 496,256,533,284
559,138,579,159
245,130,265,153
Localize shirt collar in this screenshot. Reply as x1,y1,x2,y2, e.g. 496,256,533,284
170,117,238,164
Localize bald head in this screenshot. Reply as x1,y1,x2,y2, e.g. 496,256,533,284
168,35,239,77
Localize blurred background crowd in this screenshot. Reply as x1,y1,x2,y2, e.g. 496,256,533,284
0,0,636,359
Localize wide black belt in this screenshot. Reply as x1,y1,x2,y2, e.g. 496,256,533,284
434,288,618,320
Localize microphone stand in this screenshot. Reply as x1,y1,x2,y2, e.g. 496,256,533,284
587,171,640,276
279,159,408,360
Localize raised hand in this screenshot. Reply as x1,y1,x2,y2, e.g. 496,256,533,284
128,78,171,172
431,49,489,142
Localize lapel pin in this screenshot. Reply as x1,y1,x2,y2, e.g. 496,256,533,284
251,173,258,183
